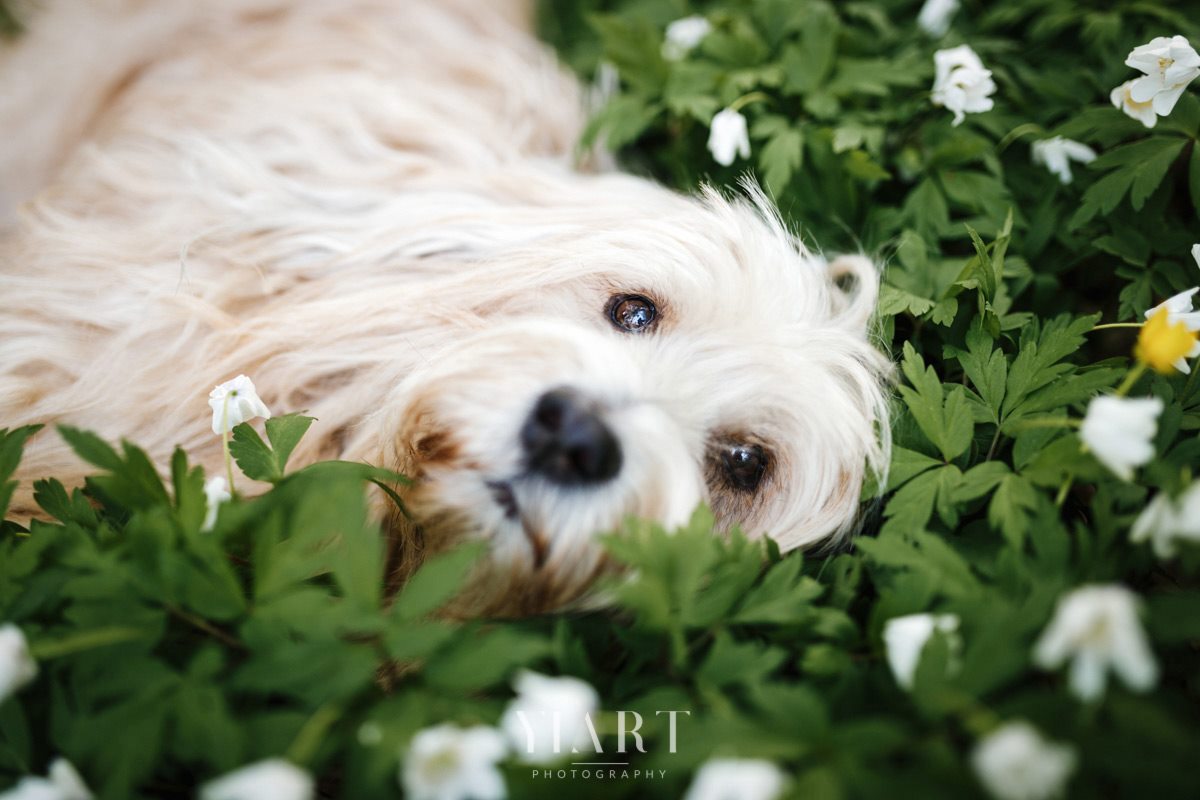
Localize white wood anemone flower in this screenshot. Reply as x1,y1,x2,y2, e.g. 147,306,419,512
683,758,788,800
1078,395,1162,481
1192,243,1200,270
1033,585,1159,702
931,45,997,126
208,374,272,435
662,16,711,61
202,476,232,532
1142,287,1200,374
0,758,94,800
199,759,313,800
1124,35,1200,117
917,0,960,38
971,722,1077,800
1131,481,1200,558
883,613,960,690
707,108,751,166
1031,137,1097,185
1110,80,1159,128
402,724,507,800
500,670,599,765
0,624,37,704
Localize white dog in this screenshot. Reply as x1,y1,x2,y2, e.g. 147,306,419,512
0,0,891,614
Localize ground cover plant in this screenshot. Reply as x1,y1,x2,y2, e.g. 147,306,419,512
3,1,1200,798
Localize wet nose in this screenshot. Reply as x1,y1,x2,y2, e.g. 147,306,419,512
520,388,622,485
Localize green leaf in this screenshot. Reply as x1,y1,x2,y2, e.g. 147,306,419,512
1190,146,1200,220
898,343,974,461
988,474,1039,548
734,554,823,624
424,628,550,691
1076,137,1187,220
879,285,935,318
582,94,662,152
587,14,667,94
952,321,1007,420
57,425,122,472
392,541,487,619
228,423,278,482
887,447,943,491
697,631,787,687
265,414,316,475
757,125,805,193
903,178,950,241
0,425,43,518
953,462,1010,503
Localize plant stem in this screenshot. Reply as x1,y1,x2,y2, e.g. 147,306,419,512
1114,362,1147,397
29,626,152,659
288,702,341,766
1183,362,1199,401
729,91,770,112
1090,322,1143,331
985,427,1002,461
222,394,235,492
165,603,244,650
1010,417,1080,432
1055,475,1073,507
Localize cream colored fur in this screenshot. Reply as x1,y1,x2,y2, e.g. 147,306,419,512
0,0,891,613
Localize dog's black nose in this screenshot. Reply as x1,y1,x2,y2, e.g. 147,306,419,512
521,388,621,485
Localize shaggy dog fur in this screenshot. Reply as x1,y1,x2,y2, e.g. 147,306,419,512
0,0,891,614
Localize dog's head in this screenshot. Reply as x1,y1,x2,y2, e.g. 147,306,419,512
382,179,891,614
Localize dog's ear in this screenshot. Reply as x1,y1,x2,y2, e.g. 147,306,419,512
827,254,880,334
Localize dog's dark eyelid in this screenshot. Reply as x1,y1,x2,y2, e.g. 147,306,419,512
607,294,657,333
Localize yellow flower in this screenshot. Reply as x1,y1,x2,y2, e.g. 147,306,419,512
1136,307,1199,374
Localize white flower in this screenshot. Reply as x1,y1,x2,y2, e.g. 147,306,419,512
1124,35,1200,118
883,613,960,690
1192,243,1200,270
931,45,997,126
1031,137,1097,185
500,670,598,764
202,476,232,532
0,624,37,705
208,374,271,434
199,759,313,800
971,722,1077,800
683,759,788,800
917,0,960,38
1110,80,1159,128
1079,396,1162,481
1033,585,1158,702
1142,288,1200,373
402,724,507,800
663,16,711,61
707,108,750,167
1132,482,1200,558
0,759,94,800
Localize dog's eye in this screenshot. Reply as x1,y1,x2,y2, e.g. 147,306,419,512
720,444,768,492
607,294,657,333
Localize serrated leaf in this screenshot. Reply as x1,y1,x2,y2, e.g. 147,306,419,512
392,541,487,619
758,126,804,193
265,414,316,475
228,423,278,482
57,425,122,472
888,447,942,491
